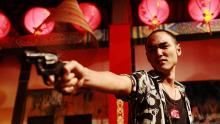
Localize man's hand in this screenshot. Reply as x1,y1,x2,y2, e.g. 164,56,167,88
49,60,86,94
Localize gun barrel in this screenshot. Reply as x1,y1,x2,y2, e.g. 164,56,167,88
24,51,59,65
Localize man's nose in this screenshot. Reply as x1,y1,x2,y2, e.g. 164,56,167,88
156,48,163,56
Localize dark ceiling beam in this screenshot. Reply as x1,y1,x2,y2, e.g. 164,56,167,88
132,19,220,40
1,19,220,54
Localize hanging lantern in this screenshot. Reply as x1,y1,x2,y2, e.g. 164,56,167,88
188,0,220,33
73,2,101,32
0,12,11,38
24,7,55,35
138,0,170,28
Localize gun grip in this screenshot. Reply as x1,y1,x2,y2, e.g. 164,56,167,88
54,62,65,84
42,62,65,85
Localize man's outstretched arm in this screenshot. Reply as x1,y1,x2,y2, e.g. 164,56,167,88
51,60,132,96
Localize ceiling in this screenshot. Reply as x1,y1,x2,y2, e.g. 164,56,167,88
0,0,112,35
0,0,220,35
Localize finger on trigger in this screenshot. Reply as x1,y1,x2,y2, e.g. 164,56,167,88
46,75,55,86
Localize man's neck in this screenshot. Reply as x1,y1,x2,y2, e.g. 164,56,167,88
161,67,176,87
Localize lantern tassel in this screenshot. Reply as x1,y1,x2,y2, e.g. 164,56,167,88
206,22,212,35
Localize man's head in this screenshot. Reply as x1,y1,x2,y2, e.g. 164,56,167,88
145,30,181,74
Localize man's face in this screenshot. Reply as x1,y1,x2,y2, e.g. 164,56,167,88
145,32,181,73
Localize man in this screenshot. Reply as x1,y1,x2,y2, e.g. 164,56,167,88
51,30,193,124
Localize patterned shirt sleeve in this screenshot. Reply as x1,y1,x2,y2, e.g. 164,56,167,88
116,70,151,102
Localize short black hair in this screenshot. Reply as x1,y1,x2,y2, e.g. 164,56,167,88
145,29,177,49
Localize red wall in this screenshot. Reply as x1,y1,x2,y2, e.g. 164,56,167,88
0,38,220,123
135,38,220,81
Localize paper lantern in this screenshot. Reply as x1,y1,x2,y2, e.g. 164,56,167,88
24,7,55,35
188,0,220,23
0,12,11,38
138,0,170,27
188,0,220,33
73,2,101,32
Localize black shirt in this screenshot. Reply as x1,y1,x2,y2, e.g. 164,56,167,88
163,90,189,124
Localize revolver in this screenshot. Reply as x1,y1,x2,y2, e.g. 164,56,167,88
24,50,65,85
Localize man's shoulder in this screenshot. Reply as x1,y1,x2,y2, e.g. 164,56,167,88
132,70,155,76
174,81,186,92
132,70,148,76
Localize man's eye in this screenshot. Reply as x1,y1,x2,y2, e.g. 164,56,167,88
161,45,168,49
148,47,156,52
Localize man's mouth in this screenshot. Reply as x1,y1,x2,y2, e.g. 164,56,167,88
158,59,167,64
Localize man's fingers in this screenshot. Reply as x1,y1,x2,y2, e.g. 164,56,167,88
51,60,85,94
60,77,78,87
55,77,78,93
47,75,55,86
59,85,79,94
62,86,74,94
63,60,84,75
63,60,78,73
63,72,75,81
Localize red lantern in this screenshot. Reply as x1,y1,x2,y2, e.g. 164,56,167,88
24,7,55,35
188,0,220,23
138,0,170,27
0,12,11,38
73,2,101,32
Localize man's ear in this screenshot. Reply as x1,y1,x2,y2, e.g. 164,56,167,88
176,44,182,56
145,51,150,62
